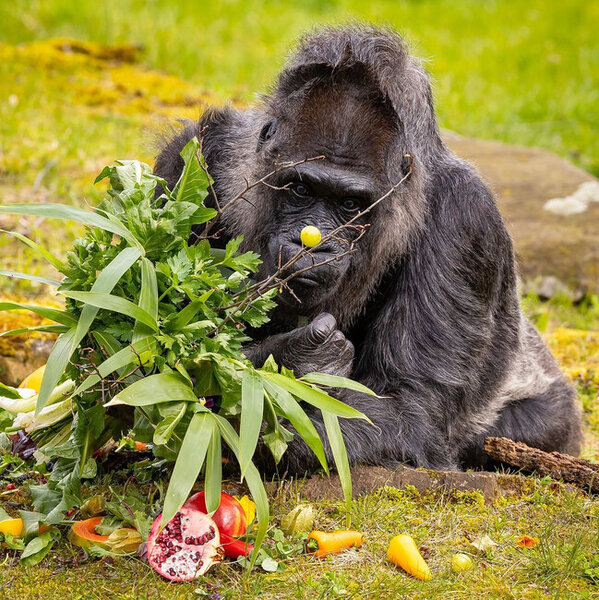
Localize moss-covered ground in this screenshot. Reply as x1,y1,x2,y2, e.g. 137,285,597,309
1,7,598,598
1,477,598,599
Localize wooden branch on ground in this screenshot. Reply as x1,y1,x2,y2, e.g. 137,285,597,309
483,436,599,493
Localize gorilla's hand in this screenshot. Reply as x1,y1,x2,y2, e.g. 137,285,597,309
244,313,354,378
279,313,355,377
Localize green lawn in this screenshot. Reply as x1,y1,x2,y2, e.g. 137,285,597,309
2,479,599,599
2,0,598,176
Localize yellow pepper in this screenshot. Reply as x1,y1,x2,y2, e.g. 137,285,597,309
0,517,24,538
387,534,432,580
18,364,46,394
235,495,256,526
307,530,363,557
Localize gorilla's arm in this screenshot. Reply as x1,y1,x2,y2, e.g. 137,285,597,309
246,312,457,473
255,380,456,475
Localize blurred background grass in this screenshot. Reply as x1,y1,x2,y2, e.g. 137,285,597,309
1,1,598,327
2,0,598,175
0,0,597,336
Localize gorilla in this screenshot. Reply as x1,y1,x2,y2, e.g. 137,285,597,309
155,25,582,473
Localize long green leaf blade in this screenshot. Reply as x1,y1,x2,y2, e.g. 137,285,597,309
0,229,67,272
0,324,68,337
0,204,141,248
162,412,212,527
300,372,378,396
62,291,158,331
69,247,144,354
106,373,199,407
264,373,370,421
322,411,353,525
214,415,269,569
91,331,121,355
263,380,328,474
132,257,158,343
0,302,77,327
204,424,222,515
36,328,76,414
0,270,62,287
34,248,143,412
239,370,264,478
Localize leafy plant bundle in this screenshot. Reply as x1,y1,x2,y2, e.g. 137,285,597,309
0,138,373,563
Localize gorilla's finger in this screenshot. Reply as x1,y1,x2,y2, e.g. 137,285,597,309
329,330,349,349
306,312,337,344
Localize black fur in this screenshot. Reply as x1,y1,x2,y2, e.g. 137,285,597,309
155,25,582,474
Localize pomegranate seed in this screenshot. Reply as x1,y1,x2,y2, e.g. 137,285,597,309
5,483,16,490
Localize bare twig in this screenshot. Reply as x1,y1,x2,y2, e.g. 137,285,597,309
483,436,599,493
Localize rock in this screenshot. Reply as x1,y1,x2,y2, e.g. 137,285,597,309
443,132,599,294
279,464,519,504
0,339,53,388
527,275,585,302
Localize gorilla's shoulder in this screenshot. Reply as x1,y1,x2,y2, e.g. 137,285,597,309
155,106,252,192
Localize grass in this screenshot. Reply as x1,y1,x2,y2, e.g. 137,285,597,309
1,0,598,176
1,478,599,599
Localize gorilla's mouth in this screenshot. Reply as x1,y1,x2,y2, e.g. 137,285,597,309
291,273,320,288
276,268,334,309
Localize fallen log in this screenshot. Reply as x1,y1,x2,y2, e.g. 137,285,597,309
483,436,599,493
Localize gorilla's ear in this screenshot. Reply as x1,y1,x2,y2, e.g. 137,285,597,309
256,118,278,152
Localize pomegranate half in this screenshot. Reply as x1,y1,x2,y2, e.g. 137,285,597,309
147,506,223,582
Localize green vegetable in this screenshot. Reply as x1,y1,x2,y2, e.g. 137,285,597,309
0,137,374,564
281,504,315,536
0,380,74,414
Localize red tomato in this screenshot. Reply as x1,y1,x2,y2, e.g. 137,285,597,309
185,492,247,538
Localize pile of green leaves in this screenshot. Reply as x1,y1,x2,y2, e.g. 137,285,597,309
0,137,372,565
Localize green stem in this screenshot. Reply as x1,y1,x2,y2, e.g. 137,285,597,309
157,285,174,302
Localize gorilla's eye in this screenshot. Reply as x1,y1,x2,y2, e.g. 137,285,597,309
341,197,361,213
289,182,312,199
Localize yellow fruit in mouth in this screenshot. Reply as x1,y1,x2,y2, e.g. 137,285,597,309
300,225,322,248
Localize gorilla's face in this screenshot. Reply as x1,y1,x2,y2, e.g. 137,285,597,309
254,79,399,313
262,162,377,309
